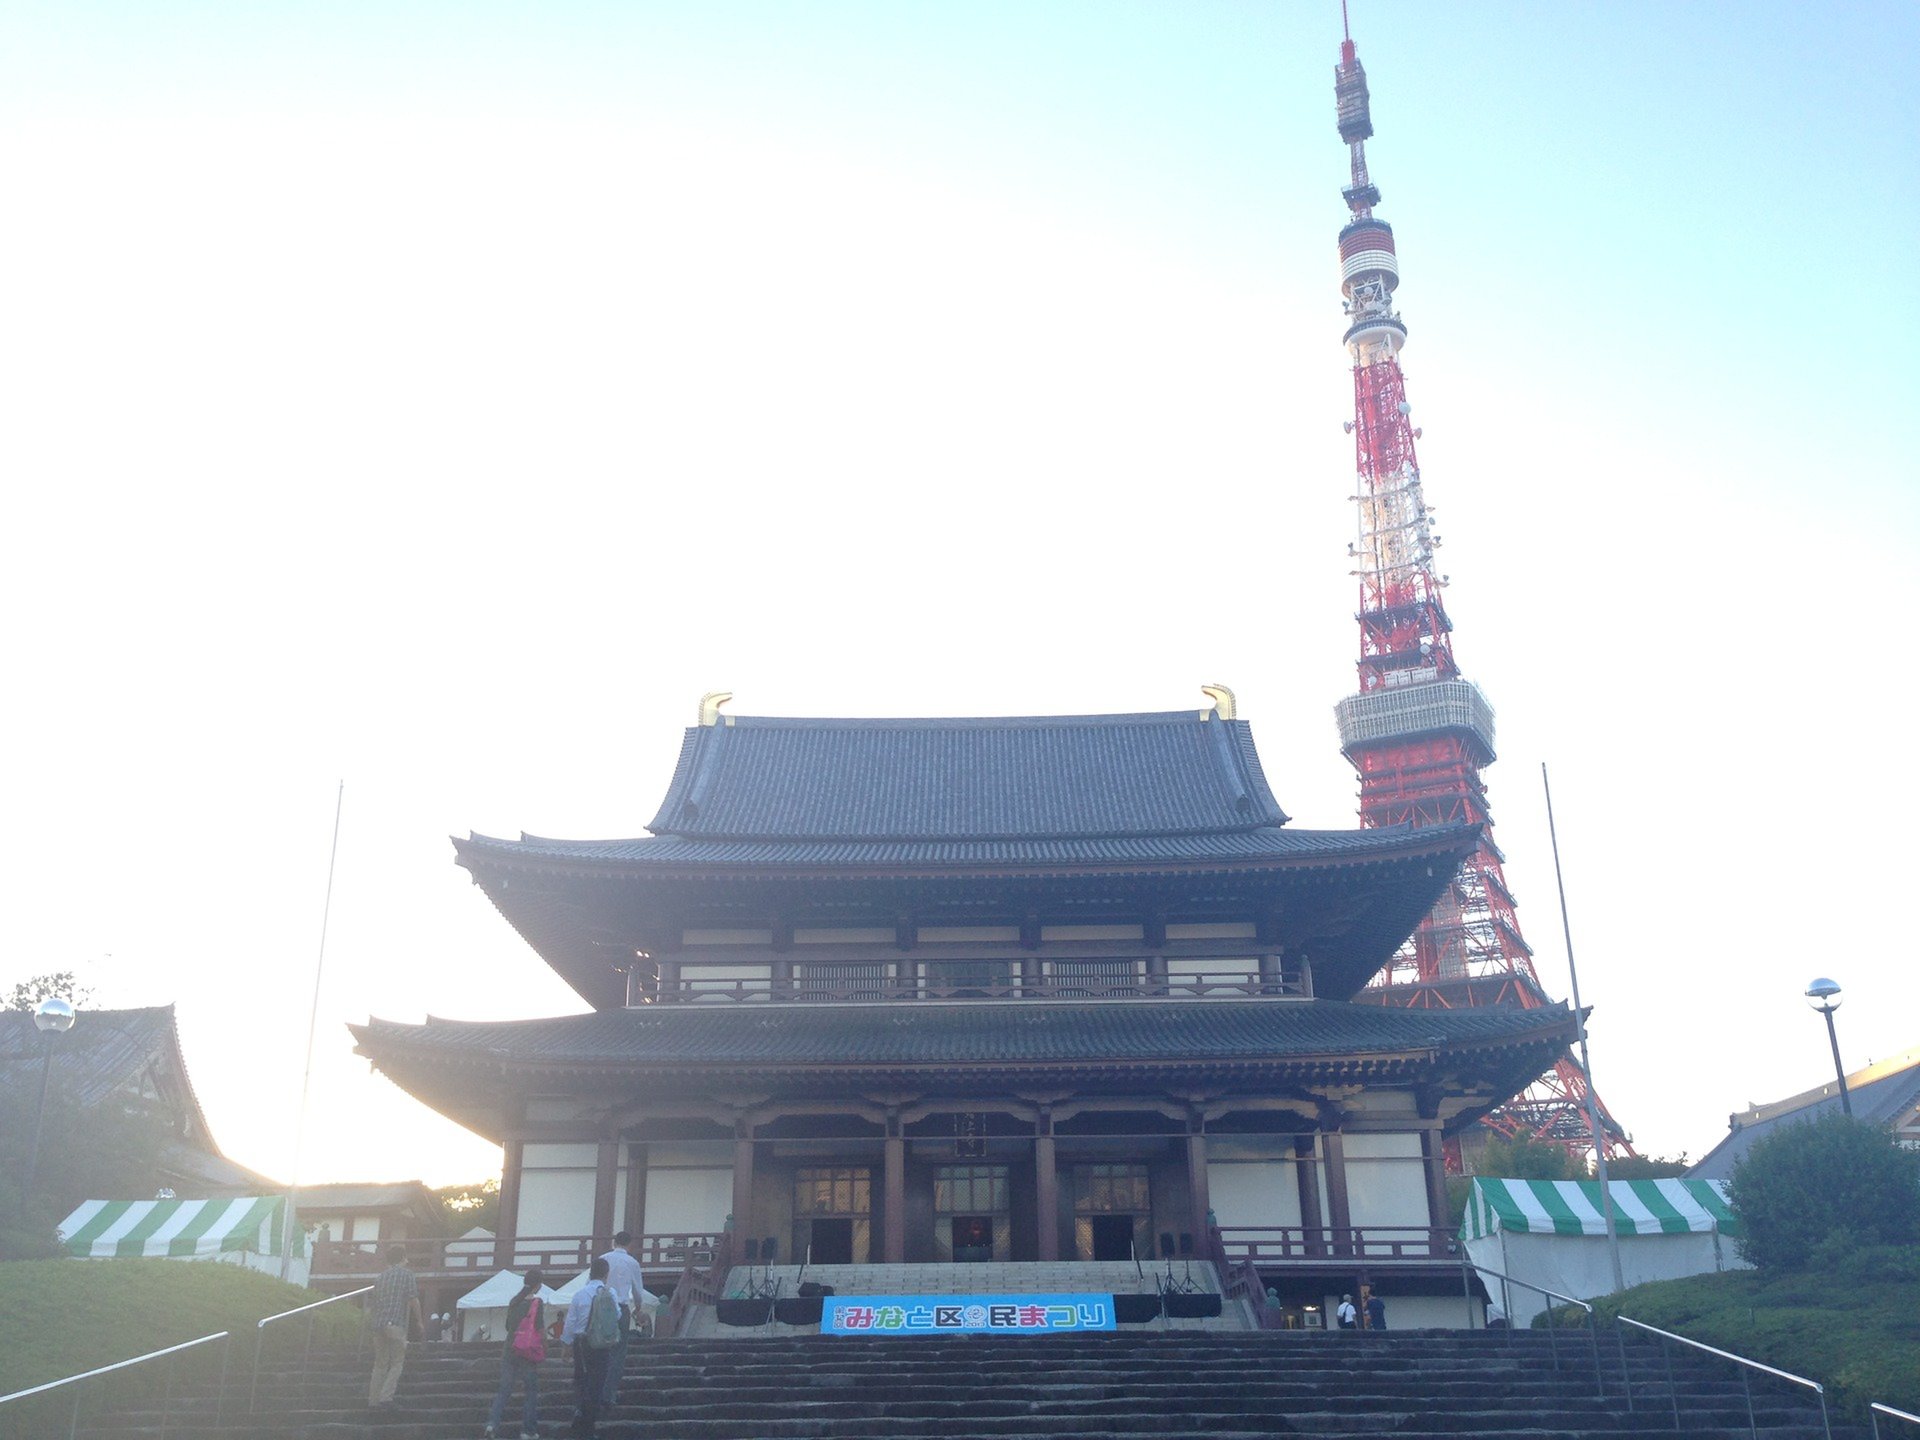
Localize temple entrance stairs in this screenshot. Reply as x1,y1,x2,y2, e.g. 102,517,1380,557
69,1329,1864,1439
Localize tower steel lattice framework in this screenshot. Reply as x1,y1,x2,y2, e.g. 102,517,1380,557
1327,19,1629,1162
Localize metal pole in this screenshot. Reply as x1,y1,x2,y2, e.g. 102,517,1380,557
1588,1306,1604,1400
1820,1008,1853,1116
23,1033,56,1197
281,781,345,1278
1662,1336,1679,1432
1543,763,1626,1294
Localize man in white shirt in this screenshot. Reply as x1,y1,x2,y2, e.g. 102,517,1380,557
597,1231,647,1406
1335,1294,1358,1330
561,1258,613,1438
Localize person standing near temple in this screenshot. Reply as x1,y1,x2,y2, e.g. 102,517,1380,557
1366,1291,1388,1331
485,1269,546,1440
1335,1294,1357,1330
366,1246,422,1410
561,1257,618,1438
597,1231,646,1407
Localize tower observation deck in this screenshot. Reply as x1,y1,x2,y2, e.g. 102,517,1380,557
1328,22,1630,1162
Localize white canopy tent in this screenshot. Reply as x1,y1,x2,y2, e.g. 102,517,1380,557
453,1268,567,1342
1460,1178,1746,1327
548,1269,662,1307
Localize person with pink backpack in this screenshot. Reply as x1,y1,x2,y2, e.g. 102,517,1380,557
483,1269,547,1440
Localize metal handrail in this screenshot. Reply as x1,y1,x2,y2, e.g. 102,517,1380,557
1460,1257,1602,1395
0,1331,230,1440
249,1283,374,1415
257,1284,373,1331
1873,1402,1920,1437
1618,1315,1831,1440
1459,1258,1593,1317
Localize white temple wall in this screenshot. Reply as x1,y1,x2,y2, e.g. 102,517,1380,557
516,1141,597,1238
640,1142,732,1235
1206,1159,1304,1229
1341,1132,1430,1229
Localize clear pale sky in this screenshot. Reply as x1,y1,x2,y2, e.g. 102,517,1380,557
3,2,1914,1189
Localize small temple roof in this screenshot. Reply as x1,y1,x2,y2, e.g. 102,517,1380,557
351,1001,1578,1138
644,709,1288,842
1689,1044,1920,1182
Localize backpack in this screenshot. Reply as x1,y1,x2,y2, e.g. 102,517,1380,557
584,1287,620,1350
510,1297,545,1362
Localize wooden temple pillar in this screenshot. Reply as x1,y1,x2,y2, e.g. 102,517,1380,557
493,1138,524,1270
1034,1109,1059,1261
1184,1112,1212,1241
1322,1129,1354,1256
623,1142,649,1239
731,1120,756,1249
883,1112,906,1264
1294,1133,1324,1256
591,1136,620,1249
1420,1126,1451,1237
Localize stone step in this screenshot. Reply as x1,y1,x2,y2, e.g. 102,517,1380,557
71,1331,1863,1440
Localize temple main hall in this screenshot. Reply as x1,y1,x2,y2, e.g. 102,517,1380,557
353,691,1577,1325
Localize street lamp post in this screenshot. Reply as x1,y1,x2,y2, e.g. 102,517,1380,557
24,997,77,1198
1803,977,1852,1118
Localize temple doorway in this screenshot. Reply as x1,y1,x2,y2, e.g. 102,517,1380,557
807,1218,855,1265
1071,1162,1152,1262
935,1164,1009,1261
792,1166,871,1266
1088,1214,1134,1261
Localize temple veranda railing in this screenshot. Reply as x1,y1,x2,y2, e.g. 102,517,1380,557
635,956,1309,1005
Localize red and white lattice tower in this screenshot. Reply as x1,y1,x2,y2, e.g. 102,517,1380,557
1327,18,1630,1162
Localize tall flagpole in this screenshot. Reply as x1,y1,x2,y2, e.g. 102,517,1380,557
281,781,345,1281
1542,763,1625,1293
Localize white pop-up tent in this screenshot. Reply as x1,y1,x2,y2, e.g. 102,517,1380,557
454,1269,567,1341
1460,1178,1745,1327
548,1269,662,1308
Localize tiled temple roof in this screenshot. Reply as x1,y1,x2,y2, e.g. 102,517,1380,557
645,710,1287,842
351,1000,1578,1139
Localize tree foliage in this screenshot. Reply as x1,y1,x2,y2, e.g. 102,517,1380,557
1727,1114,1920,1270
4,969,94,1012
0,1085,171,1260
1607,1152,1691,1180
1477,1132,1588,1182
433,1177,500,1234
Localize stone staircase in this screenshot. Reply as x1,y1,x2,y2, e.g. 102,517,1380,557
69,1329,1865,1439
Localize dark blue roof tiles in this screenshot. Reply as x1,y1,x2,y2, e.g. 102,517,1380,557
357,1000,1574,1072
462,822,1465,873
644,711,1288,843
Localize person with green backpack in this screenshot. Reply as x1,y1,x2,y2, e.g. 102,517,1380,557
559,1256,619,1438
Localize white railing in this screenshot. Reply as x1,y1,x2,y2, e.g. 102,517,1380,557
1873,1401,1920,1437
250,1284,374,1413
0,1331,230,1440
1618,1315,1831,1440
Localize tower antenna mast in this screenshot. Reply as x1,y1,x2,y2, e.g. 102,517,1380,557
1327,14,1631,1165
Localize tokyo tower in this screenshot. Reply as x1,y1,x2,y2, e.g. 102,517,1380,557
1327,14,1630,1161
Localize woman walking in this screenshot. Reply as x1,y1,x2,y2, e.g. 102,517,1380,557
484,1269,547,1440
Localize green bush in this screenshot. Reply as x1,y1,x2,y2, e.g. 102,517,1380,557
1726,1115,1920,1270
1586,1246,1920,1420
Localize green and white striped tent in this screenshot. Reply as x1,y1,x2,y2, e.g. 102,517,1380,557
1459,1178,1744,1327
1463,1178,1740,1240
58,1197,303,1261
